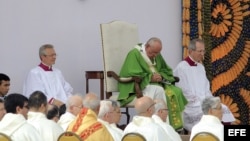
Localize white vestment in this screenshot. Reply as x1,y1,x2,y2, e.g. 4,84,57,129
152,115,182,141
98,119,123,141
190,115,223,141
143,85,167,103
57,111,76,131
27,111,64,141
123,116,168,141
174,58,235,131
23,66,73,103
0,113,42,141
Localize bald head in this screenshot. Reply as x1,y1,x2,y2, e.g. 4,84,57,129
135,96,155,117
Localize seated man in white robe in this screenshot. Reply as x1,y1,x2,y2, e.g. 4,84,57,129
152,99,182,141
0,93,42,141
23,44,73,115
27,91,64,141
190,96,224,141
123,96,169,141
98,100,123,141
174,38,235,132
57,94,83,130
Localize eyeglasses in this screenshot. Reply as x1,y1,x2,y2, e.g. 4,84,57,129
194,49,206,54
44,53,57,57
212,104,222,110
73,105,83,109
0,97,5,101
161,108,169,112
114,110,121,114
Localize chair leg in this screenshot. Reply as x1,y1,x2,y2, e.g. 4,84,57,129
121,107,130,124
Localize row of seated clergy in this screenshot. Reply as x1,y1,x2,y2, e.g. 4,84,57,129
123,96,181,141
65,93,182,141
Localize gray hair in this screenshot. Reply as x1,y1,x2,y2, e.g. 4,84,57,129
146,37,162,47
98,100,119,118
66,93,83,110
154,99,167,114
188,38,204,50
201,96,221,114
39,44,54,57
82,93,100,111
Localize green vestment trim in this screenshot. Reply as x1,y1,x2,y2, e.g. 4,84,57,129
165,84,187,130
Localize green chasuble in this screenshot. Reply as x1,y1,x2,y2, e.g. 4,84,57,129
118,44,187,130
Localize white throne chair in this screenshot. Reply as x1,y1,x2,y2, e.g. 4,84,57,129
100,20,142,124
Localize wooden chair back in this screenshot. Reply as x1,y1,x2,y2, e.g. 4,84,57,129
122,132,146,141
191,132,219,141
0,132,11,141
57,131,82,141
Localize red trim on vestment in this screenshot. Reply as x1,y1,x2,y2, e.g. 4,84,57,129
79,122,103,140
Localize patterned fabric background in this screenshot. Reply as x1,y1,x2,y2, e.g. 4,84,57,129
182,0,250,124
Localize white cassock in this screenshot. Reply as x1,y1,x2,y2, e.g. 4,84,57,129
98,119,123,141
152,115,182,141
23,66,73,103
123,116,169,141
57,112,76,131
27,111,64,141
190,115,224,141
174,59,235,131
0,113,42,141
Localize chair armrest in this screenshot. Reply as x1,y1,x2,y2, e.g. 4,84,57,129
174,76,180,82
172,76,180,85
107,71,143,98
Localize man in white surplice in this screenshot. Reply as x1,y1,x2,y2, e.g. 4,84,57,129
123,96,169,141
23,44,73,114
174,38,235,132
57,94,83,130
152,99,182,141
98,100,123,141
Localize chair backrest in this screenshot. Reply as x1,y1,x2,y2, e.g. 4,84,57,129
0,132,11,141
57,131,82,141
122,132,146,141
100,20,139,94
191,132,219,141
180,134,191,141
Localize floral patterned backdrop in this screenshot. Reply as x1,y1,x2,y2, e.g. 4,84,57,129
182,0,250,124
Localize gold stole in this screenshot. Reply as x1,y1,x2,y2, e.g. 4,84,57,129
72,108,103,140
